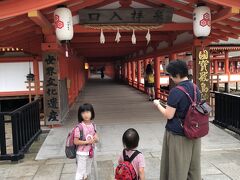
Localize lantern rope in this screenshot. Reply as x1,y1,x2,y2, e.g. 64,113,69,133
83,24,164,31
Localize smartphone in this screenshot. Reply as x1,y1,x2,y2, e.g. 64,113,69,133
159,100,167,108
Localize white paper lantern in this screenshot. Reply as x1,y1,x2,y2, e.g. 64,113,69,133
54,7,73,41
193,4,211,38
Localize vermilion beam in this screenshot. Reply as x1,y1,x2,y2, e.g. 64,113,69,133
71,42,154,48
212,7,239,23
0,15,31,29
0,22,36,37
46,0,107,19
0,0,69,19
208,0,240,8
74,23,192,33
72,35,169,43
28,10,54,35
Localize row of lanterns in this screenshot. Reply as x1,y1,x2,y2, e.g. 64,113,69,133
54,3,211,57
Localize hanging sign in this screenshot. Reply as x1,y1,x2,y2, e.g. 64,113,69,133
43,53,61,125
79,8,173,24
196,47,210,101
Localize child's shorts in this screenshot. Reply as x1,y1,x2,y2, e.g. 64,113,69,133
75,155,93,180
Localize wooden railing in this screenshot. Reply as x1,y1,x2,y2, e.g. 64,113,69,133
0,100,41,161
126,78,169,102
213,92,240,134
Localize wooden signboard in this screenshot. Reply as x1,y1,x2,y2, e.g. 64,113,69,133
43,53,61,125
196,47,210,101
79,8,173,24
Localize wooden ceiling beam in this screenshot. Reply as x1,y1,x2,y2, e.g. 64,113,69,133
0,15,31,29
210,33,228,41
0,22,37,37
213,23,240,35
3,35,42,47
155,0,192,12
72,35,169,43
0,0,69,19
212,29,239,39
71,42,154,49
28,10,54,35
133,0,162,8
87,0,117,9
74,23,192,33
207,0,240,8
212,7,239,23
165,2,240,39
0,28,39,43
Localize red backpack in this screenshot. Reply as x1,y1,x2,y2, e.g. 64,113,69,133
176,84,211,139
115,150,140,180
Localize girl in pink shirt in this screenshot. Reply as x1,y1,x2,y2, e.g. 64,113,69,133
74,103,99,180
118,128,145,180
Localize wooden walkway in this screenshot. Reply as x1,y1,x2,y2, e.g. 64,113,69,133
34,77,240,179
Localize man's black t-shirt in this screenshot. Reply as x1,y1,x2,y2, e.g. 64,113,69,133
166,80,201,136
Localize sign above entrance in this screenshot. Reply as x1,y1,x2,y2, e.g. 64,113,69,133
79,8,173,24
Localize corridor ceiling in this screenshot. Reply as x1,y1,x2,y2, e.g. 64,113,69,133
0,0,240,60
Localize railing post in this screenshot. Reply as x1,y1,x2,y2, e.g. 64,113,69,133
0,114,7,155
131,61,136,86
154,57,160,99
137,60,141,89
127,61,131,84
11,113,20,159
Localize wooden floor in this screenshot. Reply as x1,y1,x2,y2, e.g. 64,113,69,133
33,76,240,179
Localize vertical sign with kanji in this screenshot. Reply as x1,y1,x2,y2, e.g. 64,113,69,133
196,47,210,101
43,53,60,125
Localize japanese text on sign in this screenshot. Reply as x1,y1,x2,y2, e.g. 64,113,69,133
79,8,173,24
43,53,60,124
197,48,210,101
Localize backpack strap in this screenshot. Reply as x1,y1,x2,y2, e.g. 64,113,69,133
76,123,84,140
123,149,141,163
176,84,197,105
92,122,97,133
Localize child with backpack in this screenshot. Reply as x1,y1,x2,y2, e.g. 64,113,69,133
115,128,145,180
73,103,99,180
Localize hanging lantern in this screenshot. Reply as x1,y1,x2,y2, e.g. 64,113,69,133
54,6,73,57
193,3,211,39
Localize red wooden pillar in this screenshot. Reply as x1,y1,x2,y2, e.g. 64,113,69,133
154,57,160,99
127,61,131,82
33,58,40,97
124,62,127,79
132,61,136,86
214,59,218,74
225,51,230,92
121,62,124,80
144,59,148,70
169,53,177,89
143,59,148,92
137,60,141,88
225,51,230,74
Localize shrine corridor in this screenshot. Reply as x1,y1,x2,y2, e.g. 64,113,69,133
1,76,240,180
